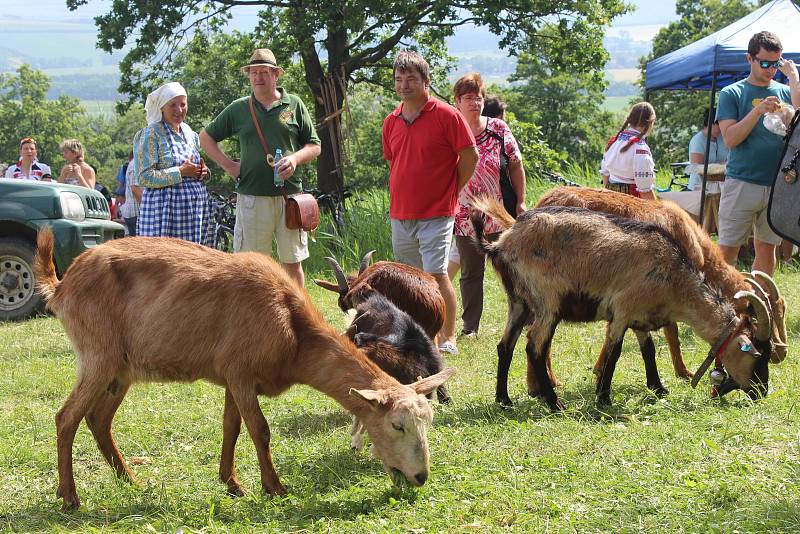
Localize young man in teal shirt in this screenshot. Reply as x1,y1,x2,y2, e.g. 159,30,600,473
716,31,800,275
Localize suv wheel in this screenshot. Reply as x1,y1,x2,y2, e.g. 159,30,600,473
0,237,44,321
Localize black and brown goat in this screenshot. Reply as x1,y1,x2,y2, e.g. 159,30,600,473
472,202,773,410
35,230,453,511
315,252,445,341
345,292,452,449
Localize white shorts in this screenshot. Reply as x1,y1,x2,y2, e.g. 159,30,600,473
234,194,309,263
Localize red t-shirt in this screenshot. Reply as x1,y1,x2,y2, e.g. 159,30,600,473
382,97,475,219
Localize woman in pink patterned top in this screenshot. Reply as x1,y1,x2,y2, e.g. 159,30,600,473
452,73,526,336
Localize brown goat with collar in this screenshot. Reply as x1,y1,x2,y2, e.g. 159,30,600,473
472,200,772,409
533,187,788,391
35,230,453,511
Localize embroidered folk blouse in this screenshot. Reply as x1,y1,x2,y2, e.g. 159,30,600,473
600,129,655,193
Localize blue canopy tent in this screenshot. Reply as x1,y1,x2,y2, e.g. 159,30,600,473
644,0,800,223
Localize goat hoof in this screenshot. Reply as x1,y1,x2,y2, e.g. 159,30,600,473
264,483,289,497
596,394,611,407
676,369,694,381
496,396,514,409
58,491,80,512
226,483,247,497
548,398,566,412
650,385,669,397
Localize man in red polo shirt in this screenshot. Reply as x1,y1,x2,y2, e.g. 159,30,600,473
382,50,479,354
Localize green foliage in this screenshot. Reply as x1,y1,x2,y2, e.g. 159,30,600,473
80,105,146,188
507,47,618,165
0,64,146,188
0,65,87,167
68,0,629,191
640,0,762,163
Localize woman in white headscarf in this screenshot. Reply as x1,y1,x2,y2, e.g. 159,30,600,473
133,82,212,244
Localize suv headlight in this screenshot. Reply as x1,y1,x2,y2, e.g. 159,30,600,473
59,192,86,221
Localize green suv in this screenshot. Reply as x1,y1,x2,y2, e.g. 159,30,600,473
0,178,125,320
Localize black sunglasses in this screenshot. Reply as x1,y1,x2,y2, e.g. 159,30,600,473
754,57,783,69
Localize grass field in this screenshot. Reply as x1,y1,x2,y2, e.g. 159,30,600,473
607,68,642,84
2,183,800,532
80,100,118,117
603,95,636,114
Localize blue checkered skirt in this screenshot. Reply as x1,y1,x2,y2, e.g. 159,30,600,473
137,180,213,246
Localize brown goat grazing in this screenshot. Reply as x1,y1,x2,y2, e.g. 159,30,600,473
35,230,453,511
471,201,772,410
533,187,788,389
315,252,445,341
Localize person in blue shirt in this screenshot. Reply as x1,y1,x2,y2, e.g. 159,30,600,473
717,31,800,275
688,108,728,234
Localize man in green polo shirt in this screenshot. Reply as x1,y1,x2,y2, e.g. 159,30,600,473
200,48,321,287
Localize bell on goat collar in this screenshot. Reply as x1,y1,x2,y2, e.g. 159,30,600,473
709,368,728,386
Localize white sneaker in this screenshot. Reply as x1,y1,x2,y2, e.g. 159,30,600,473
438,341,459,355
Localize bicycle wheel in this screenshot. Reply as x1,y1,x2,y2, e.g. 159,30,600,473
215,227,234,253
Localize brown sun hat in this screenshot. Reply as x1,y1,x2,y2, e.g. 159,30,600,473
240,49,285,75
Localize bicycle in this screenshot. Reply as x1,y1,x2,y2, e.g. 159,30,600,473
656,162,691,193
209,191,236,252
304,187,353,231
540,169,582,187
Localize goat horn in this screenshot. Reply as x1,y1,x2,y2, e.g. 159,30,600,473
359,250,376,275
742,276,773,315
324,257,349,294
734,290,771,342
751,271,781,304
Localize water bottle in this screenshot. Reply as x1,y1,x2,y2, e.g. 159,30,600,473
273,148,283,186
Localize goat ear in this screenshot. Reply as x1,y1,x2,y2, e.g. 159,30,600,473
349,387,388,409
410,368,455,396
313,279,341,292
358,283,376,298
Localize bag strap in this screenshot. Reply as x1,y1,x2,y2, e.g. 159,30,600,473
249,96,288,199
483,127,507,169
248,96,277,168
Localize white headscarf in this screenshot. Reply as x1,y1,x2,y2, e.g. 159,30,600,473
144,82,188,125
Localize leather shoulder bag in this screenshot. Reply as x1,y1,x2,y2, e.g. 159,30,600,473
484,128,517,217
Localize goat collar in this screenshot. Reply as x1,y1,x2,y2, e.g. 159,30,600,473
690,318,742,389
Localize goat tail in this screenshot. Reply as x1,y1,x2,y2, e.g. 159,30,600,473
35,228,59,303
469,194,515,230
469,209,499,259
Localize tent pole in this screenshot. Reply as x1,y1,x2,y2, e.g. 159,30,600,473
699,73,718,228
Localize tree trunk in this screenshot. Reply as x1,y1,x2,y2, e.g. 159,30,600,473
301,19,349,209
312,89,345,196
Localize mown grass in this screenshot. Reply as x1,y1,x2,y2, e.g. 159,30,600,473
2,182,800,532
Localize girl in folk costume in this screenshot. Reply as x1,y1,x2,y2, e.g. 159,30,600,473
601,102,657,200
133,82,213,245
